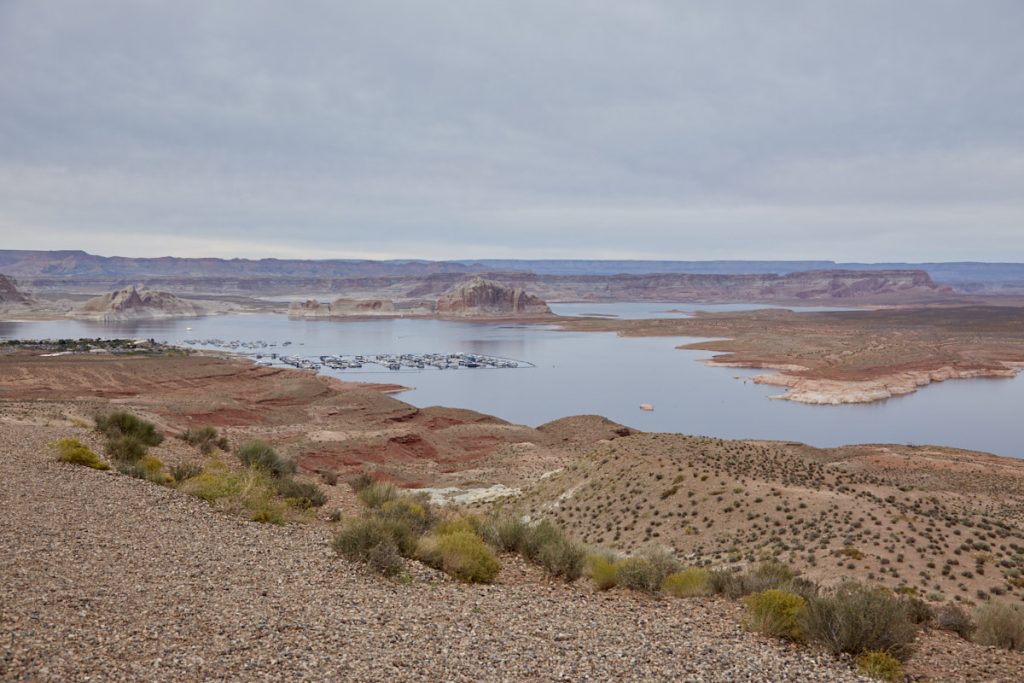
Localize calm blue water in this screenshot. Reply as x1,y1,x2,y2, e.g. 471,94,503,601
549,302,860,319
2,312,1021,458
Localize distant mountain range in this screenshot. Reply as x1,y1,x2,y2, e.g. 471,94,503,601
1,250,1022,288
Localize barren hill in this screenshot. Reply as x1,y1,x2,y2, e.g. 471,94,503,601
0,274,32,307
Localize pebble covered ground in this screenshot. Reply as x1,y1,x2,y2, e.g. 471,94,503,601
0,418,872,682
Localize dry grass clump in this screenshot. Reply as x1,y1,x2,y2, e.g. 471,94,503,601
117,454,171,484
178,426,228,454
52,437,109,470
973,602,1024,651
799,581,918,661
416,530,500,584
178,459,288,524
169,462,203,483
662,568,712,597
357,481,399,509
743,589,806,640
855,651,903,683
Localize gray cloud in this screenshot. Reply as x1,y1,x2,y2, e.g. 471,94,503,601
0,0,1022,260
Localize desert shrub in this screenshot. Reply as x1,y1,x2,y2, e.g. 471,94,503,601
178,426,228,454
333,517,416,575
536,535,586,581
275,477,327,508
348,472,374,492
744,589,806,640
95,411,163,446
169,462,203,483
800,581,918,661
434,516,478,537
902,595,934,626
52,437,109,470
105,435,149,463
709,561,803,599
477,513,529,552
179,461,287,524
235,440,294,477
115,455,168,483
416,531,500,583
616,558,663,592
516,520,586,581
321,471,338,486
588,554,620,591
662,568,712,598
855,651,903,682
357,481,399,509
973,602,1024,651
377,497,435,534
935,603,975,640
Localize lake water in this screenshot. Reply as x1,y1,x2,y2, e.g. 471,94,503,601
3,310,1022,459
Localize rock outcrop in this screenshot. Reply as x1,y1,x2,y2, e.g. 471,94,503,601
436,277,552,318
0,274,33,307
288,298,408,318
71,285,204,320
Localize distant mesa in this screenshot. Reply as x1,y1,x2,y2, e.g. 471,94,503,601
436,276,552,318
0,274,33,308
71,284,204,321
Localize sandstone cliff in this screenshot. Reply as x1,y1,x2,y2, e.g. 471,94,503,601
71,285,204,320
436,277,552,318
0,274,33,307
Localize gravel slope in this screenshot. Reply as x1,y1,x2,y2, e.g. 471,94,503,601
0,421,872,682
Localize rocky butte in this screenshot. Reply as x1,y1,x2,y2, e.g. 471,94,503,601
71,284,205,321
435,276,552,318
0,274,33,309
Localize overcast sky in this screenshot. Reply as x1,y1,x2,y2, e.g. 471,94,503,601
1,1,1022,261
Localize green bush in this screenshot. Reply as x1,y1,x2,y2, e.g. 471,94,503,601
377,497,435,534
275,477,327,508
662,568,712,598
178,426,228,454
799,581,918,661
478,513,529,552
616,558,663,592
235,440,294,477
95,411,163,446
105,435,149,463
743,589,806,640
332,516,415,576
117,455,170,484
519,520,563,561
935,603,975,640
52,437,109,470
856,651,903,682
973,602,1024,651
357,481,399,509
588,554,620,591
416,530,500,584
536,535,585,581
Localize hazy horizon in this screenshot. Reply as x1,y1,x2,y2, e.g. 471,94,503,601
2,1,1022,261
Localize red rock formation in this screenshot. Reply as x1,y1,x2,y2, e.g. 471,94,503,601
436,277,551,317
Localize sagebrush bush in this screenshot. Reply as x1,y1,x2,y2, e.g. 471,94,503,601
588,554,620,591
536,535,586,581
519,520,563,561
105,435,149,463
332,516,415,575
52,437,109,470
799,581,918,661
120,455,169,484
357,481,399,509
348,472,374,493
615,558,663,592
855,651,903,683
178,426,228,454
416,530,500,584
744,589,806,640
275,477,327,508
378,497,435,534
170,462,203,483
973,602,1024,651
935,603,975,640
478,513,529,552
235,440,294,477
709,561,803,599
662,568,712,598
95,411,164,446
